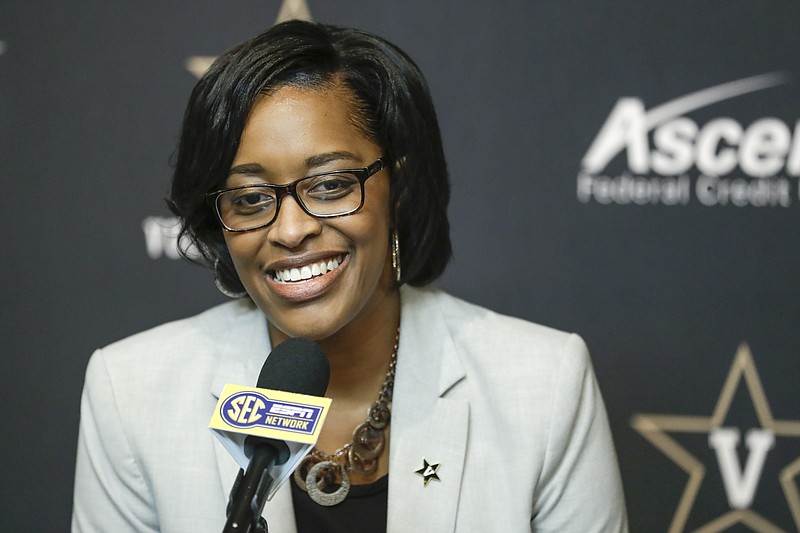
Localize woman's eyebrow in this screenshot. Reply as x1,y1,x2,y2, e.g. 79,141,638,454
304,151,358,169
228,163,265,176
227,151,359,178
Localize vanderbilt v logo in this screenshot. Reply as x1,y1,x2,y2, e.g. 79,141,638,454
631,344,800,532
709,428,775,509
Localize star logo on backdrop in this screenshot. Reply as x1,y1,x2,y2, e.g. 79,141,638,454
631,343,800,532
184,0,313,78
414,458,441,486
275,0,312,24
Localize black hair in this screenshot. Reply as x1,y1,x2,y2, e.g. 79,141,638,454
168,20,451,293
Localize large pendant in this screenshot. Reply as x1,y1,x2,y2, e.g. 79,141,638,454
293,455,316,492
351,422,385,459
348,446,378,476
305,460,351,506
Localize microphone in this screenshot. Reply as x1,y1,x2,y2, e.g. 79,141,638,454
223,338,330,533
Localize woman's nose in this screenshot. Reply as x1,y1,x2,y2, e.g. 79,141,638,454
266,196,322,248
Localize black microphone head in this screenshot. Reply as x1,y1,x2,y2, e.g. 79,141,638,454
257,337,330,396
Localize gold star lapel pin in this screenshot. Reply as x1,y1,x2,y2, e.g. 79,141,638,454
414,458,441,486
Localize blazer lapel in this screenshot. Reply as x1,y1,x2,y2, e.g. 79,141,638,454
388,288,468,533
208,301,298,533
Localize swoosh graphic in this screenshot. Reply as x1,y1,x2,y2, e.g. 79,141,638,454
644,71,793,130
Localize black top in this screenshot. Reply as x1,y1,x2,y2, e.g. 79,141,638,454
291,475,388,533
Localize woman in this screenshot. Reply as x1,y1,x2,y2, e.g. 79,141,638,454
73,20,627,532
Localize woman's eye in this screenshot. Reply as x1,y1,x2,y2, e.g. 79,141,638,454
231,190,275,211
319,180,347,191
306,175,359,199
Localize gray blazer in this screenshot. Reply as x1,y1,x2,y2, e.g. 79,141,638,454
73,286,627,532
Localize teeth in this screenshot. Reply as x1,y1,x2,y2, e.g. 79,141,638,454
273,255,344,284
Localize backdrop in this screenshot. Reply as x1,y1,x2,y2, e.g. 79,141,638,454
2,1,799,531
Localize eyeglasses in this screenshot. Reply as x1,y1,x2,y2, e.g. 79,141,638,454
207,158,386,232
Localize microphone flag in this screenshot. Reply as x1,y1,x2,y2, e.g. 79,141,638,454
209,384,331,500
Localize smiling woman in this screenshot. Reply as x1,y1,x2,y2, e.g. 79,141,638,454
221,86,396,345
72,20,628,533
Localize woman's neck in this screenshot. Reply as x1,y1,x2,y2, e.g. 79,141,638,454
267,288,401,406
267,287,400,474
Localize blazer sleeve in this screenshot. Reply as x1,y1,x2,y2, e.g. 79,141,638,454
72,349,159,533
531,334,628,532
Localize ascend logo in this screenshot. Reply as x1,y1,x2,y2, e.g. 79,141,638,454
578,72,800,207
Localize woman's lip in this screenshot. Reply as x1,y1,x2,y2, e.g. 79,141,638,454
265,254,349,302
270,254,345,283
265,252,347,272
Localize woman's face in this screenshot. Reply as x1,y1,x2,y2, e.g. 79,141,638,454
222,84,395,341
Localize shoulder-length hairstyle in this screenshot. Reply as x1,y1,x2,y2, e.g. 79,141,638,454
169,20,451,294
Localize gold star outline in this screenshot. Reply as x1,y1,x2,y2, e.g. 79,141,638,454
631,343,800,532
185,0,313,79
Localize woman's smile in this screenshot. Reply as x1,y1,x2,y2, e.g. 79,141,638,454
269,253,346,284
265,253,350,303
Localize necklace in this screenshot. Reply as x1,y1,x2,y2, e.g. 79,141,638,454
293,329,399,506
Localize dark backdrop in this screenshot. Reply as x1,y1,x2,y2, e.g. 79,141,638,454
2,2,799,531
